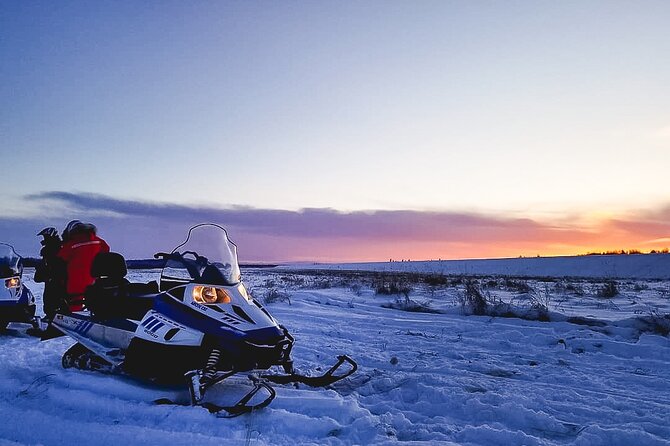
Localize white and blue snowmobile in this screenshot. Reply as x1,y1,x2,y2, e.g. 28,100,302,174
50,223,356,417
0,243,37,330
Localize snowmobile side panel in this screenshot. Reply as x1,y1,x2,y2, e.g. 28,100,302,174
153,294,248,341
0,285,36,323
135,310,203,346
52,313,134,366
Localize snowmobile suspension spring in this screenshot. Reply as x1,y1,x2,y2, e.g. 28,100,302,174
202,348,222,382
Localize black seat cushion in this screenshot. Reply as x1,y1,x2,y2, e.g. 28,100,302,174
91,252,127,279
127,280,159,296
86,251,159,320
86,282,157,320
86,278,130,318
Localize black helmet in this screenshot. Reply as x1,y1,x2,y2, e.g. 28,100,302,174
62,220,81,241
63,220,97,241
37,227,59,238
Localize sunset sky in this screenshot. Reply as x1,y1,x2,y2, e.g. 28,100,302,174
1,1,669,261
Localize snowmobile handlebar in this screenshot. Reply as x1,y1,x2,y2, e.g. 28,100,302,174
154,251,216,286
154,251,209,264
154,252,179,260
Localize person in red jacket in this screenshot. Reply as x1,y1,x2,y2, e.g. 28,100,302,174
57,220,110,312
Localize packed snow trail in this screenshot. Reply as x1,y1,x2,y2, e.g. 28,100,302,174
1,271,669,445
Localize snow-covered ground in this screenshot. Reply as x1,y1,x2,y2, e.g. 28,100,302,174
287,253,670,280
1,266,669,445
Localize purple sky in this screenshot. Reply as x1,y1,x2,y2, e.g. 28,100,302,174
1,2,669,261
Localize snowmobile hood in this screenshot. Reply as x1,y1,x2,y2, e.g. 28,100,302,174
154,284,283,343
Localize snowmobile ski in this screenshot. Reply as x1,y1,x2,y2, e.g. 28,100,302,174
261,355,358,387
155,374,276,418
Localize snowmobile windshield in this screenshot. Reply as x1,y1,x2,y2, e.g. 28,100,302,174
0,243,22,279
159,224,242,291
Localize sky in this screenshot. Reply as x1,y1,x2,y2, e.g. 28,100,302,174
1,1,669,262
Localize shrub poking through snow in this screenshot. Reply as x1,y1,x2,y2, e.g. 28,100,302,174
263,288,291,305
504,279,533,293
280,275,305,287
484,279,499,289
597,281,619,298
376,281,442,313
564,282,585,296
374,279,412,298
528,285,551,321
633,283,648,292
382,295,442,314
424,274,449,286
636,311,670,337
458,280,555,321
459,280,489,315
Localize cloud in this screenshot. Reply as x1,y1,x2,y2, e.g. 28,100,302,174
603,205,670,242
1,191,667,262
25,191,588,242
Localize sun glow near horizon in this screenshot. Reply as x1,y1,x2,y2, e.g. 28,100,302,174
263,209,670,263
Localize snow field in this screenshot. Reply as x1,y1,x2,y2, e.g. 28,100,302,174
1,269,669,445
289,253,670,280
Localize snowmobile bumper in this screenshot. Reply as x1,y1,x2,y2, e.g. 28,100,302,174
239,330,294,370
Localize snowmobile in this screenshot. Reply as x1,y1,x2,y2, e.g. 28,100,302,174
0,243,37,330
50,223,356,417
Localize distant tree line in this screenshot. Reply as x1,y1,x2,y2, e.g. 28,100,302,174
582,248,669,256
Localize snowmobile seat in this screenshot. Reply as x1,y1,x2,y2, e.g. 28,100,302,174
91,251,128,282
86,252,157,320
126,281,159,296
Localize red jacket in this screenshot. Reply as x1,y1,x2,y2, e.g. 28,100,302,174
58,233,110,308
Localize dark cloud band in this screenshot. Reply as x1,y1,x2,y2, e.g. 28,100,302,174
1,190,666,261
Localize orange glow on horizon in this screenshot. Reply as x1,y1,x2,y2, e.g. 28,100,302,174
270,215,670,263
282,241,670,263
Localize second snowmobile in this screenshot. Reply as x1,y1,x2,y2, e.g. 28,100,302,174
0,243,37,330
49,223,356,416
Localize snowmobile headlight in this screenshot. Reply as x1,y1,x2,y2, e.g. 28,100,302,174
4,277,20,289
193,286,231,304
